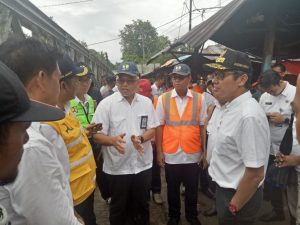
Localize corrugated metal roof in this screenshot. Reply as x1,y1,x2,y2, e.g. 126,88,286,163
177,0,247,48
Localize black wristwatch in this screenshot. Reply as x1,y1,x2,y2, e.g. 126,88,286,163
138,135,145,143
284,118,290,124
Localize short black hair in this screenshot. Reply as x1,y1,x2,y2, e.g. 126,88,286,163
259,70,281,89
0,38,60,86
230,70,252,89
272,63,286,73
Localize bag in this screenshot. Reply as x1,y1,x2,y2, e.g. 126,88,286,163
265,114,294,188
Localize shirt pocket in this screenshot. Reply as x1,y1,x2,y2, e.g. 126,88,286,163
110,117,127,136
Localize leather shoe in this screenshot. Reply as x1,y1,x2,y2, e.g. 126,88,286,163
203,205,217,217
260,210,285,222
167,218,179,225
187,218,202,225
152,193,163,205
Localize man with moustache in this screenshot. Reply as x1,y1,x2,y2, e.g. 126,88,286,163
205,49,270,225
156,64,207,225
93,62,159,225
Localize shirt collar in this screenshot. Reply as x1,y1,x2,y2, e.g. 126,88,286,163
280,81,289,97
30,122,41,131
116,91,140,102
225,91,252,110
171,89,193,98
74,94,90,104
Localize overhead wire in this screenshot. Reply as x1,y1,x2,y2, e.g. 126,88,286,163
38,0,93,8
177,0,188,39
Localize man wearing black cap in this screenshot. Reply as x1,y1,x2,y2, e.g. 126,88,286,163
43,54,99,225
205,49,270,225
155,63,207,225
0,39,83,224
93,62,159,225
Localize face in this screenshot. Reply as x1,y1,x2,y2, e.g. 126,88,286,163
64,76,80,100
263,84,282,96
171,74,191,93
212,70,247,103
116,74,139,98
77,75,92,96
43,63,61,106
273,66,285,77
0,122,31,185
157,78,164,87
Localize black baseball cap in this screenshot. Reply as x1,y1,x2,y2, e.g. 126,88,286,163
0,61,64,123
76,62,95,76
58,54,85,80
116,62,139,77
204,49,252,73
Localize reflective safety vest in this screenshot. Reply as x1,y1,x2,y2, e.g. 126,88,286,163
162,91,202,154
70,96,95,129
47,113,96,206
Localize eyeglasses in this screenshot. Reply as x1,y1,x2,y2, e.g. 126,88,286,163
171,76,187,81
212,71,235,80
79,76,92,83
116,79,138,85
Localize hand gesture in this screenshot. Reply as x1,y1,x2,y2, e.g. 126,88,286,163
267,112,285,124
157,150,165,168
111,133,126,154
131,135,144,155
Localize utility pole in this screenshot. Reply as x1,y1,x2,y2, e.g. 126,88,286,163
189,0,192,31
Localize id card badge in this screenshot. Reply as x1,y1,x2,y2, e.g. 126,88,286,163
140,115,148,129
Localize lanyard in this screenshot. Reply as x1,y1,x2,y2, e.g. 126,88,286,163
80,101,90,124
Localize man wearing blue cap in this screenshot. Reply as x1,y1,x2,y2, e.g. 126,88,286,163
156,63,207,225
93,62,159,225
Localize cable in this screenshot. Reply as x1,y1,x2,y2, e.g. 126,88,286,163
178,0,188,39
38,0,93,8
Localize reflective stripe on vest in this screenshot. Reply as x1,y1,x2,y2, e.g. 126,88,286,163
162,90,202,154
46,113,96,206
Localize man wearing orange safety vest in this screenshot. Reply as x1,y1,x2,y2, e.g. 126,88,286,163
156,64,207,225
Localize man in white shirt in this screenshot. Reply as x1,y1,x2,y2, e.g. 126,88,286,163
205,49,270,225
93,62,159,225
259,69,296,222
0,38,83,225
151,74,165,97
156,64,207,225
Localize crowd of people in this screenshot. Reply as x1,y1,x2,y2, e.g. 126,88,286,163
1,37,300,225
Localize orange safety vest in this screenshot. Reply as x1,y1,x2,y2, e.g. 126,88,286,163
153,96,158,109
162,91,202,154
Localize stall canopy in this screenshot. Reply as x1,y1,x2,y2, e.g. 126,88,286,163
148,0,300,65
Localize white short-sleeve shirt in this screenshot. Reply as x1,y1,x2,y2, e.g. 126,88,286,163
155,89,207,164
259,82,296,155
208,91,270,189
92,92,160,175
0,123,80,225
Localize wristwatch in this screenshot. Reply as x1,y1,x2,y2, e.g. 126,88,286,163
137,135,145,143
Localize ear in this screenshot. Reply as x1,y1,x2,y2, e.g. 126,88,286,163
238,74,248,87
35,70,48,91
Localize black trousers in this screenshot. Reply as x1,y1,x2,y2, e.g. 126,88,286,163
264,155,284,214
107,168,152,225
74,191,98,225
152,143,161,194
216,185,263,225
165,163,199,220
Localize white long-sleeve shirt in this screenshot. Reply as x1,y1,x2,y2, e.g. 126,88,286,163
0,123,81,225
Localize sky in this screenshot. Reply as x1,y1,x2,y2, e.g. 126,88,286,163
29,0,231,63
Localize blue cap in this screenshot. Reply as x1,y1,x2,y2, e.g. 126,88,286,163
116,62,139,77
58,54,84,80
169,63,191,76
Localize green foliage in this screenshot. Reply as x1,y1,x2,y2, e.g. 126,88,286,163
119,19,171,64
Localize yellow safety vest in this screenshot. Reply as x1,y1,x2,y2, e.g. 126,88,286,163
47,112,96,206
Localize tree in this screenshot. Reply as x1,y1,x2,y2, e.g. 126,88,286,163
119,19,171,64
